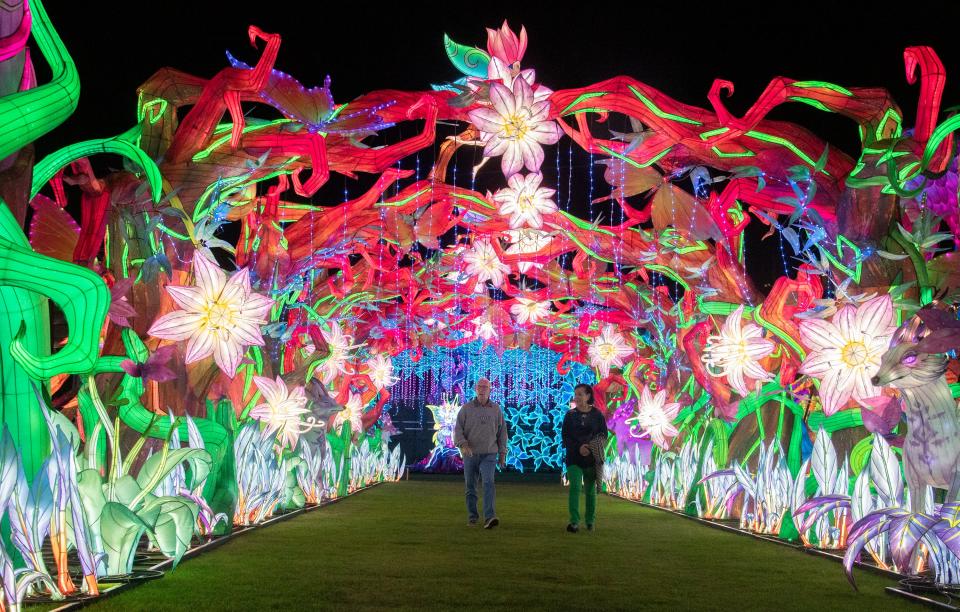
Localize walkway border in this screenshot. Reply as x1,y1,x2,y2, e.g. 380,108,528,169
47,482,386,611
607,492,958,611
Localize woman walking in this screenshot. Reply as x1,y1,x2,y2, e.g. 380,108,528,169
561,383,608,533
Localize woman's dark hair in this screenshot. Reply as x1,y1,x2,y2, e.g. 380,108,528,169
574,383,595,406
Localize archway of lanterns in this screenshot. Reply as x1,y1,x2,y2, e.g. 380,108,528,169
2,5,960,604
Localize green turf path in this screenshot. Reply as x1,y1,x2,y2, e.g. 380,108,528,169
83,479,918,611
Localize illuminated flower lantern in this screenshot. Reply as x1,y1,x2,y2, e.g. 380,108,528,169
334,393,366,437
798,295,896,415
510,298,551,325
630,385,681,450
494,173,558,229
249,376,315,450
148,252,274,377
486,20,527,69
702,305,775,396
464,239,511,287
468,77,562,177
318,321,359,384
588,324,634,379
480,21,551,103
471,314,498,341
364,353,398,390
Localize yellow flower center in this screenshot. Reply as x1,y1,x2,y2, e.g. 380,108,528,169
598,342,618,361
503,114,529,140
517,193,535,213
201,300,237,332
479,253,498,270
732,341,751,364
841,340,868,367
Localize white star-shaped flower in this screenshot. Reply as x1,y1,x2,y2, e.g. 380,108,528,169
148,252,273,377
318,322,358,384
494,173,558,229
587,324,633,379
472,315,497,341
334,393,365,435
798,295,896,415
364,353,398,389
468,77,563,177
510,298,552,325
702,305,775,396
463,239,511,288
629,385,681,450
249,376,311,450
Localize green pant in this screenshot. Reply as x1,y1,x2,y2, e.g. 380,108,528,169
567,464,597,525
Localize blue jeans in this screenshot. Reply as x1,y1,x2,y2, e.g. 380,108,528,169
463,453,497,521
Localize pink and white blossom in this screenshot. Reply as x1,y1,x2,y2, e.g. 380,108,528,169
148,252,273,377
629,385,681,450
494,173,558,229
486,20,527,66
318,322,359,384
702,305,775,396
484,57,552,102
334,393,365,435
799,294,896,415
468,77,562,177
510,298,551,325
364,353,398,389
463,239,510,287
471,315,497,341
249,376,312,450
587,324,633,379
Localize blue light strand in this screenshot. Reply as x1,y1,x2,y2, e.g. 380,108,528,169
777,229,791,278
392,340,596,472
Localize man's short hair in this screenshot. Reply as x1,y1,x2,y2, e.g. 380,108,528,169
475,377,492,387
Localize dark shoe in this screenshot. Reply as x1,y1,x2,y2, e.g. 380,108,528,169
484,517,499,529
586,524,594,532
468,518,478,526
566,523,579,533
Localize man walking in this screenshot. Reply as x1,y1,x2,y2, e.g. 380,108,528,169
454,378,508,529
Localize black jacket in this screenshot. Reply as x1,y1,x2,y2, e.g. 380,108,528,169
561,407,608,468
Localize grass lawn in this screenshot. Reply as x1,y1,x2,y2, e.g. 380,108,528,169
82,478,918,611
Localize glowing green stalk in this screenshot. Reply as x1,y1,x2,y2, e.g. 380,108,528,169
0,0,78,161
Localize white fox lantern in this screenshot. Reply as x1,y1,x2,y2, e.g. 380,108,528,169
872,309,960,512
